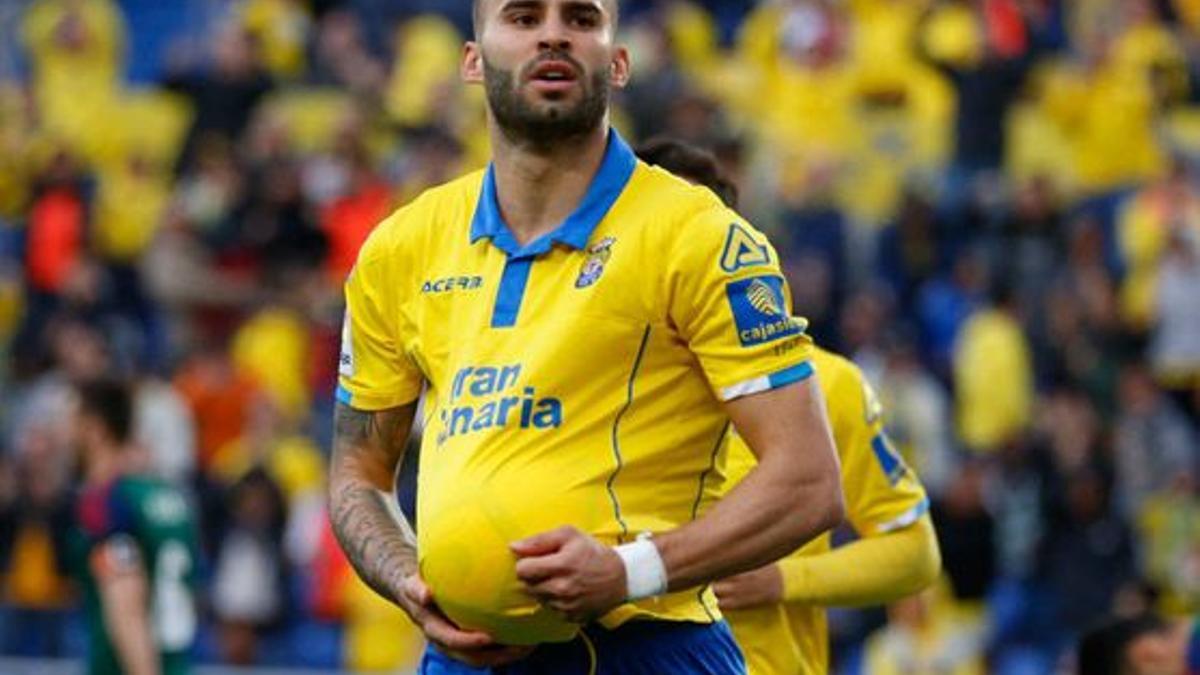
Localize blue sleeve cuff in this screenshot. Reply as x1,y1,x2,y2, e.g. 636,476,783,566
719,361,815,401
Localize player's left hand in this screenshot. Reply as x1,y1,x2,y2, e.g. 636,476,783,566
511,526,627,623
713,564,784,610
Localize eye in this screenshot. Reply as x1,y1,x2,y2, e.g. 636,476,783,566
569,10,600,28
511,12,537,27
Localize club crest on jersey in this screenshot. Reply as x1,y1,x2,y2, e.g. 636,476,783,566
726,275,804,346
720,223,771,273
575,236,616,288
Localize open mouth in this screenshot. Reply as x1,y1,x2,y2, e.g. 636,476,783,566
527,60,579,89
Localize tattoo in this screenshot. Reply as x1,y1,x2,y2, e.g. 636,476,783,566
329,402,419,604
334,402,410,456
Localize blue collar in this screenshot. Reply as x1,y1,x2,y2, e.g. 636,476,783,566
469,129,637,259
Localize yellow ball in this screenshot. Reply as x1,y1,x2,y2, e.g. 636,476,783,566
419,497,579,646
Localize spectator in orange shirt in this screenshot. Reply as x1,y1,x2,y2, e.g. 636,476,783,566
319,142,391,282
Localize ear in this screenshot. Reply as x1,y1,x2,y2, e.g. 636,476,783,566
462,42,485,84
610,44,631,89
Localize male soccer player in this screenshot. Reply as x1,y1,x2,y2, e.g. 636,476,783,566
328,0,844,672
637,138,942,675
71,379,199,675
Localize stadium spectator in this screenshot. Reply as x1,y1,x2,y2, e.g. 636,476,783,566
210,468,289,665
1151,225,1200,414
0,449,73,658
1117,160,1200,332
307,10,386,94
165,22,274,174
1000,175,1065,311
15,149,94,361
1040,466,1138,638
1078,613,1199,675
317,131,393,282
1114,363,1198,519
132,375,197,488
932,459,996,604
239,0,312,80
953,282,1034,454
862,584,986,675
875,331,957,496
877,190,949,310
1136,473,1200,616
20,0,125,163
918,0,1040,190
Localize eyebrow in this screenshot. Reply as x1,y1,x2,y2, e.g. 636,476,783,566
497,0,607,16
498,0,544,13
562,1,604,13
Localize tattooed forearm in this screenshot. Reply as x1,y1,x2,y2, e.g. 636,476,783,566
329,401,419,604
330,484,417,602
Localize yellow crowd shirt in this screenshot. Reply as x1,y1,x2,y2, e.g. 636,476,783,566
338,131,814,627
724,347,929,675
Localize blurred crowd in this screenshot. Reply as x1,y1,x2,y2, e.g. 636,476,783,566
0,0,1197,672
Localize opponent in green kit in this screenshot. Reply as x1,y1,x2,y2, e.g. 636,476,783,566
71,379,199,675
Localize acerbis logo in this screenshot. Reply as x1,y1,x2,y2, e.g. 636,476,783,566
421,276,484,294
720,223,771,273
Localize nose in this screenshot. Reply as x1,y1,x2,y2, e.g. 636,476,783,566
536,13,572,52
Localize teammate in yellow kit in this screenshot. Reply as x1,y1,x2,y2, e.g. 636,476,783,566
328,2,845,672
637,138,942,675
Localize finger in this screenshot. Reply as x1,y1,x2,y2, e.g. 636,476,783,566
714,587,754,611
525,577,578,604
510,526,575,557
712,583,750,610
715,594,743,611
536,593,579,617
514,551,570,584
402,574,433,606
424,613,495,651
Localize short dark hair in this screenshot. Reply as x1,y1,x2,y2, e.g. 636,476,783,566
1078,614,1168,675
473,0,620,38
635,137,739,209
78,379,134,445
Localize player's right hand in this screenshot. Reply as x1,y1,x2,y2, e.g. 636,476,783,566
398,574,535,668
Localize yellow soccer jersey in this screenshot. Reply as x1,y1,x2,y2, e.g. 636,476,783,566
338,131,814,629
724,347,929,675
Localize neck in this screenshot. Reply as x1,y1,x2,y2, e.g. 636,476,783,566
488,118,609,246
85,443,125,487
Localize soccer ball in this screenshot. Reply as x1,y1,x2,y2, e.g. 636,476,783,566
418,495,580,646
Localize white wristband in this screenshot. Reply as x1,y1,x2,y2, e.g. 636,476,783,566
614,535,668,601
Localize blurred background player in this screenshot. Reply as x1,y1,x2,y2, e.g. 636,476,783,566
636,138,941,675
71,379,199,675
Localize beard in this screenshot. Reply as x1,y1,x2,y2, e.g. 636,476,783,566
483,53,610,151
